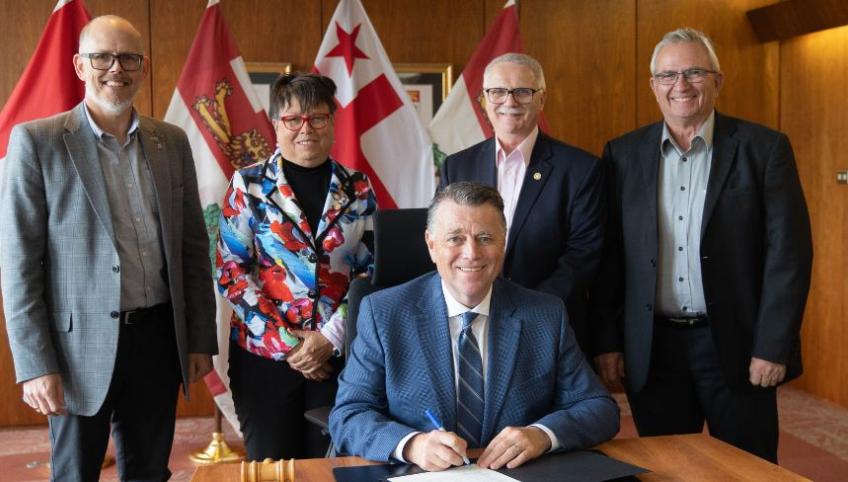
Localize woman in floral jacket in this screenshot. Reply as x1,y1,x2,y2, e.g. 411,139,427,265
216,73,376,460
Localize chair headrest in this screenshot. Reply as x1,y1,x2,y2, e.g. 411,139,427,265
372,208,434,286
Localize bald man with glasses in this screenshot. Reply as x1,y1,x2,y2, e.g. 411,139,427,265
438,53,605,361
1,15,216,480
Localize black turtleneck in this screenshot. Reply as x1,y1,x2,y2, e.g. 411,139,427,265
282,159,332,236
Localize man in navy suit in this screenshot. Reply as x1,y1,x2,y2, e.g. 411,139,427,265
330,182,618,472
593,28,812,462
438,53,604,359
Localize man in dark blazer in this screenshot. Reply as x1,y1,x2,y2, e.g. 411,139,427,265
330,182,618,472
593,28,812,463
0,16,217,480
438,53,604,359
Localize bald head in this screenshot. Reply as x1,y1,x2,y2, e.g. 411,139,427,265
79,15,145,55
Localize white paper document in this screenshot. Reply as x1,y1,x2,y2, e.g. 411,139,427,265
387,464,519,481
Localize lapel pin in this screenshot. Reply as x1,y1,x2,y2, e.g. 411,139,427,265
533,171,542,181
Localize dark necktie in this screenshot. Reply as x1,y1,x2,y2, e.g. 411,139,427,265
456,311,484,447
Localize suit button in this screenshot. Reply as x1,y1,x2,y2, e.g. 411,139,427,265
112,265,120,273
308,290,317,298
646,304,652,311
110,311,120,319
650,258,656,267
308,253,318,263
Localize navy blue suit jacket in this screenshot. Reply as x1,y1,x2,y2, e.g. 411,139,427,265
438,133,604,357
329,273,619,462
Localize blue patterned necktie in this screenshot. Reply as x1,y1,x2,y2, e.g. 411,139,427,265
456,311,484,447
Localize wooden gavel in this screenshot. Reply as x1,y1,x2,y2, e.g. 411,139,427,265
240,458,296,482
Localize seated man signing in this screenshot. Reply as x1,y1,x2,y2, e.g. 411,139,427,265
329,182,619,471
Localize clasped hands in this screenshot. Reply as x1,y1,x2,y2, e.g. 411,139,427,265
403,425,551,472
286,329,335,381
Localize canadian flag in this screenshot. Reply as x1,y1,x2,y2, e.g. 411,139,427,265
430,0,543,157
314,0,435,209
0,0,90,164
164,0,275,433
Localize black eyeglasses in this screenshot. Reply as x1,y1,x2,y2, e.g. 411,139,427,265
278,114,332,131
483,87,544,104
79,52,144,71
653,68,717,85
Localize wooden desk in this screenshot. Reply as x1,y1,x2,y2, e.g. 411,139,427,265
191,433,810,481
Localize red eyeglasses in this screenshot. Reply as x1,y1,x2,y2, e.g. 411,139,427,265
278,114,332,131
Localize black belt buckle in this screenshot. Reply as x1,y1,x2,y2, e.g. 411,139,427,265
121,309,143,325
120,302,170,325
657,315,707,328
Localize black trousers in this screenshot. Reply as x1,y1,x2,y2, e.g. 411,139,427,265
229,343,341,461
48,303,181,482
627,322,779,463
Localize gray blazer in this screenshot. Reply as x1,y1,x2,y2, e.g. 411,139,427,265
1,102,217,416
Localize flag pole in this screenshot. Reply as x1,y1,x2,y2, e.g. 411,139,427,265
188,407,243,464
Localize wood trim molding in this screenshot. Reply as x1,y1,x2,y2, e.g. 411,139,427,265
747,0,848,42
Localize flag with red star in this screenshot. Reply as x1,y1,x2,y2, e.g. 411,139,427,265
314,0,435,209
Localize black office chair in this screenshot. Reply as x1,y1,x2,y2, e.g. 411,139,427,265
304,208,434,456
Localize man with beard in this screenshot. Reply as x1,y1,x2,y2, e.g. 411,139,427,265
0,15,216,480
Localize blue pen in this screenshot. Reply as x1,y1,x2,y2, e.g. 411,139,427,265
424,409,471,465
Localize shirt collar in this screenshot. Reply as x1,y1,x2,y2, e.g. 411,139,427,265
441,279,492,318
83,102,139,140
661,110,715,155
495,126,539,167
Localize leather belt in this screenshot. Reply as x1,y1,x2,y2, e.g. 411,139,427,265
654,315,708,329
120,301,172,325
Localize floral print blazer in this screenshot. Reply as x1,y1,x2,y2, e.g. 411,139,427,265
216,151,376,361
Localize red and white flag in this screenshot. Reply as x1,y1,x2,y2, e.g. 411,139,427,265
0,0,90,163
314,0,435,209
164,0,275,433
430,0,538,156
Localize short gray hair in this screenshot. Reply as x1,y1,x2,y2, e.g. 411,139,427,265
649,28,720,74
483,53,546,89
427,182,506,232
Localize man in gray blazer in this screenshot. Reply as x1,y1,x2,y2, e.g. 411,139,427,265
0,15,216,480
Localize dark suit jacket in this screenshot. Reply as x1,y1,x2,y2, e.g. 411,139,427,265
329,273,619,462
594,112,813,392
439,133,605,357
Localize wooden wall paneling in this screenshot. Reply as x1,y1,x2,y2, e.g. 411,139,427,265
779,26,848,408
521,0,637,156
147,0,204,119
636,0,779,130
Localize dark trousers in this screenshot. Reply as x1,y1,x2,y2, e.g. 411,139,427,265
229,343,340,461
627,322,778,462
48,304,181,481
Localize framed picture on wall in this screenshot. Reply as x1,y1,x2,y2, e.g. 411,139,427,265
245,61,293,116
394,63,453,127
